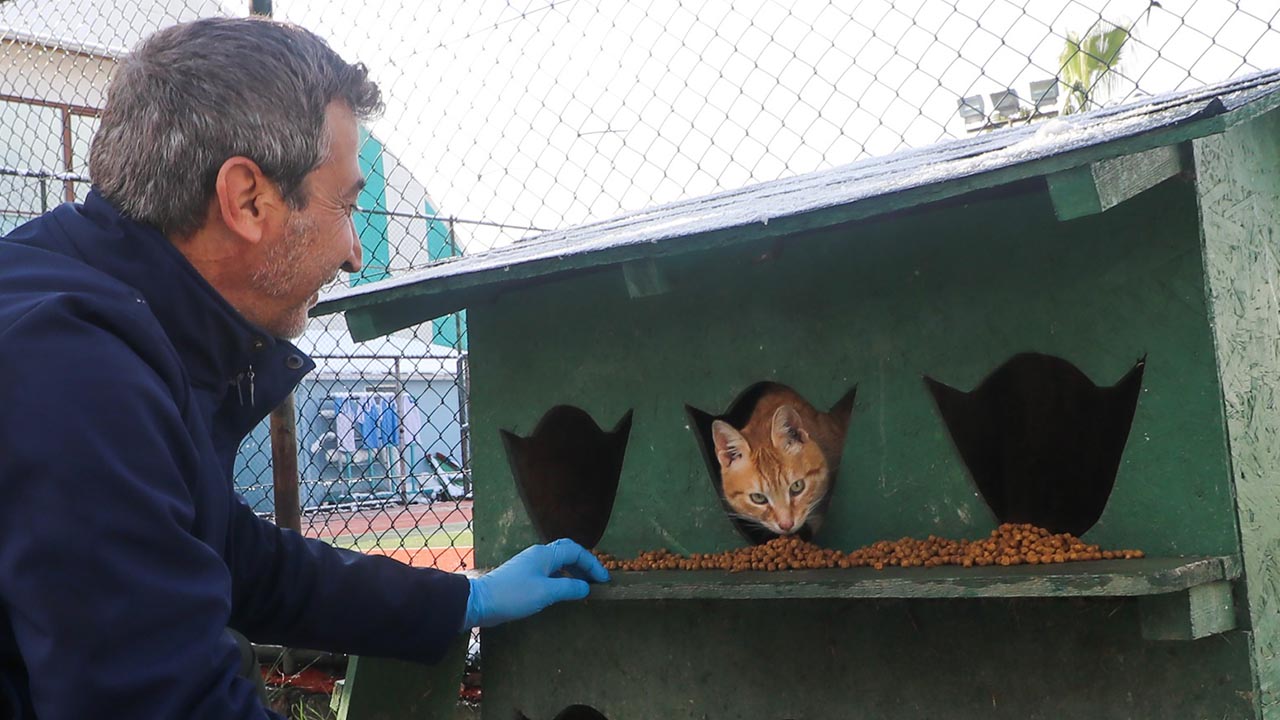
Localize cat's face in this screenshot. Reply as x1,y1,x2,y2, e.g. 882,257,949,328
712,406,829,536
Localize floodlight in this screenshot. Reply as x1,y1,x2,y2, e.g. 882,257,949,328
958,95,986,125
990,89,1023,117
1029,79,1060,111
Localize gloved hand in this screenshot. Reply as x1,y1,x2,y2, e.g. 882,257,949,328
462,538,610,629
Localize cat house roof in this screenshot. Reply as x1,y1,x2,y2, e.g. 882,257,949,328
315,67,1280,342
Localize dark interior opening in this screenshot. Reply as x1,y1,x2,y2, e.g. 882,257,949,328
686,382,856,545
516,705,609,720
925,352,1145,537
501,406,632,549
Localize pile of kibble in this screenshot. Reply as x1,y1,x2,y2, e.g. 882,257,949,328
593,523,1144,572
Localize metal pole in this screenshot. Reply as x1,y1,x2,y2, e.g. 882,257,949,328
449,218,473,496
456,352,472,497
249,0,272,16
394,357,409,504
269,393,302,533
60,107,74,202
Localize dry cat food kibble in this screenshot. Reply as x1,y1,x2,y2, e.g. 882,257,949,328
593,523,1144,572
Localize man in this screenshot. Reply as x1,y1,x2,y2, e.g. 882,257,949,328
0,17,607,719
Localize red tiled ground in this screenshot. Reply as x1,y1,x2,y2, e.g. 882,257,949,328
301,500,472,537
363,546,475,571
300,501,474,571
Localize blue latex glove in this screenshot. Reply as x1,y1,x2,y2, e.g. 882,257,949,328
463,538,610,629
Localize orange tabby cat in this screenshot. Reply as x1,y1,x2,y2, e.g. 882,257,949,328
711,385,849,536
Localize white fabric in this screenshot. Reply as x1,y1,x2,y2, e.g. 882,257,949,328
335,397,358,452
398,394,424,447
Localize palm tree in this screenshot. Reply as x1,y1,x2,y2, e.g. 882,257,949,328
1059,21,1131,115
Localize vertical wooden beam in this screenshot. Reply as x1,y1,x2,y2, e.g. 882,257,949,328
267,390,301,695
1194,108,1280,715
270,393,301,533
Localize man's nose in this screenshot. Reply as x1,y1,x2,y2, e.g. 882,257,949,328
341,218,363,273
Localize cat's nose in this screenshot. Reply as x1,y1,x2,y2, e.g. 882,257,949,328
779,519,795,532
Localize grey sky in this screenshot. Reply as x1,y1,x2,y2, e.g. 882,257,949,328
271,0,1279,253
7,0,1277,252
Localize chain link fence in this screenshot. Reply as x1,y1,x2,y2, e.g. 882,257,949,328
3,0,1279,694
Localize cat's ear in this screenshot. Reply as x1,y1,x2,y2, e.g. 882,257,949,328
712,420,750,469
771,405,809,453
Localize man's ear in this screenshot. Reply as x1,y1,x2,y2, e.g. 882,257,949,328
214,156,288,244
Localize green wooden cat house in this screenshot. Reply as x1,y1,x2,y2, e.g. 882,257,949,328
316,69,1280,720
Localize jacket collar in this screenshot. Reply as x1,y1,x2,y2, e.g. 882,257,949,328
52,189,316,418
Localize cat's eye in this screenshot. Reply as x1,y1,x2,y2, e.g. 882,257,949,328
790,479,805,495
749,492,768,505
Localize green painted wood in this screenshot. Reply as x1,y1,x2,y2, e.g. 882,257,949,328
1195,106,1280,717
483,599,1257,719
317,107,1265,343
1045,165,1101,220
1047,144,1184,221
469,179,1237,568
621,259,670,298
1139,580,1237,641
458,166,1256,718
335,637,467,720
318,88,1280,719
585,556,1239,601
1092,144,1185,213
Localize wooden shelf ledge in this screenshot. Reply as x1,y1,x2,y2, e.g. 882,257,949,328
586,555,1241,602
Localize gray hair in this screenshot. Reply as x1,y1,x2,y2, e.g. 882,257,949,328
89,17,383,238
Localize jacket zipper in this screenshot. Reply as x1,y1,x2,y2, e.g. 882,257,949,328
231,364,256,406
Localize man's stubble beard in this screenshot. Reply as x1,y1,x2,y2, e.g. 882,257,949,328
248,210,325,339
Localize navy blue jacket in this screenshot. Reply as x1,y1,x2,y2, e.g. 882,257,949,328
0,191,470,718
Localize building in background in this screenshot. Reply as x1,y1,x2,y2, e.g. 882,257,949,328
351,127,467,349
0,0,212,230
232,323,469,512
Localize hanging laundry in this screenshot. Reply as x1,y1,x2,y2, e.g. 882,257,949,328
357,394,399,449
378,397,400,448
397,394,424,448
334,397,358,452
